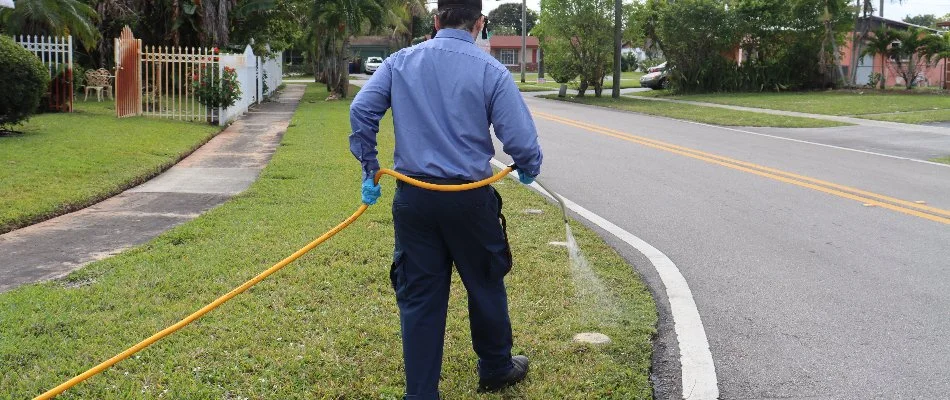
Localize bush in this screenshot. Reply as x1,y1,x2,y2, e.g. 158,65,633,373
73,64,87,91
545,48,580,85
191,65,242,109
0,36,50,129
632,0,852,93
621,53,638,72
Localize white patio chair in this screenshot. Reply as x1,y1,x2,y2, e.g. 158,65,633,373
97,68,114,99
84,70,107,102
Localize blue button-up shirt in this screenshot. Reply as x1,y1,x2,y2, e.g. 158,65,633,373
349,29,543,181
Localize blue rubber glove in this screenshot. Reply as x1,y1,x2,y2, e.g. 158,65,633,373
518,171,536,185
361,178,381,205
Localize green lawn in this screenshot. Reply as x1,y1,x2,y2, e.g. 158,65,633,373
858,109,950,124
0,100,220,234
515,72,644,92
931,155,950,165
629,90,950,118
0,84,657,399
542,94,851,128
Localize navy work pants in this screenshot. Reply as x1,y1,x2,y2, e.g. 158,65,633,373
391,179,515,399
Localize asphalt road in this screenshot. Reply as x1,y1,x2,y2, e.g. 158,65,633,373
497,96,950,399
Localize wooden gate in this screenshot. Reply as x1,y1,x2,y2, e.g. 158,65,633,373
114,26,219,121
14,35,73,112
115,27,141,118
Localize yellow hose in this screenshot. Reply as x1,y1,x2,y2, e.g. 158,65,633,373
34,166,515,400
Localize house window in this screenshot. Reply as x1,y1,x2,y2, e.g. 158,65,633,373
498,49,517,65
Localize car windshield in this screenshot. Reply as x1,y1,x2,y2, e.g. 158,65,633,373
367,57,383,63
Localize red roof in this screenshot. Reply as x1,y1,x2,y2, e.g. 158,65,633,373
489,35,539,48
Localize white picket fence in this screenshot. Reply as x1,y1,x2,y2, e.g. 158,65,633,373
113,26,283,125
13,35,73,76
262,53,283,97
13,35,74,111
218,45,283,126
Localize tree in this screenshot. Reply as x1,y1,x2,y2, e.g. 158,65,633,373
631,0,851,92
487,3,538,36
373,0,427,48
887,27,942,89
0,0,100,50
848,1,907,87
231,0,309,55
310,0,384,99
536,0,614,97
922,29,950,62
411,8,437,42
861,27,896,89
903,14,936,28
537,29,579,97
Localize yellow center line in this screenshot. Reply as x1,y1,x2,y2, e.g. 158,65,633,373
533,111,950,225
535,111,950,218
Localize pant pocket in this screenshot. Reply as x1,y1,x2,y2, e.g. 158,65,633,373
390,252,404,294
487,243,513,281
486,186,512,280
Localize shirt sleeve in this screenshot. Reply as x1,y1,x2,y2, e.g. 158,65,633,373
349,59,393,180
488,69,543,177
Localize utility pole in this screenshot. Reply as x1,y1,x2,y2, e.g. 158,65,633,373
880,0,884,17
612,0,621,98
521,0,527,83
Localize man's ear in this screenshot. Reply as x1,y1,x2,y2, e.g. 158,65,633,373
433,14,442,31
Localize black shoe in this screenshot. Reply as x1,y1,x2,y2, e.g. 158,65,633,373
477,355,529,392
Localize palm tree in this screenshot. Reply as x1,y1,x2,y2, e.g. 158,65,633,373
377,0,427,48
847,0,907,87
0,0,100,50
861,27,895,89
311,0,384,99
886,27,942,89
922,31,950,65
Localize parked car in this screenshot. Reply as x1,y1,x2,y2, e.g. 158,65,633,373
639,62,669,90
364,57,384,74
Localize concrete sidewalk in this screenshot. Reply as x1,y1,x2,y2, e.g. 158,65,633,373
0,84,306,293
627,95,950,135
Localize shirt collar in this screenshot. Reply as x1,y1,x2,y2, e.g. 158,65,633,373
435,29,476,44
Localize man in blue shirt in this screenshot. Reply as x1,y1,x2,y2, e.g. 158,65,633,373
349,0,543,398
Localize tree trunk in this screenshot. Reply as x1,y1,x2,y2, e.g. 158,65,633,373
906,56,917,90
340,34,351,99
880,55,886,89
577,81,588,97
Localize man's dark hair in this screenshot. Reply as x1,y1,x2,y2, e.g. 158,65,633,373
437,8,482,32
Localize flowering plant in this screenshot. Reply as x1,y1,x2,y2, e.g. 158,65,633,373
191,65,241,109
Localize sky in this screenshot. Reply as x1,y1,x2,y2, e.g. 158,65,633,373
477,0,950,21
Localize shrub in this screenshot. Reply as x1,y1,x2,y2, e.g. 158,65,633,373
544,47,580,85
621,53,639,72
191,65,242,109
0,36,50,129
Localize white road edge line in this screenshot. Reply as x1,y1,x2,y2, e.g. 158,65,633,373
490,159,719,400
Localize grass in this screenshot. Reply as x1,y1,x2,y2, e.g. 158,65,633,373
858,109,950,124
542,94,851,128
515,72,644,92
0,100,220,234
931,155,950,165
0,84,657,399
628,89,950,118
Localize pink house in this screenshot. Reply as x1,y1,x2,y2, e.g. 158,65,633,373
487,35,540,72
840,16,947,89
